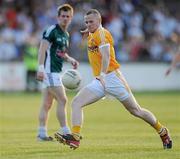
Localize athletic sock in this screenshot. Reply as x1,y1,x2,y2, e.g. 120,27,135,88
153,120,164,134
38,126,48,137
61,126,71,135
72,126,81,141
72,125,81,134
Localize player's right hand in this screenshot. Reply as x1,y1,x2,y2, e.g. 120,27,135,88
80,28,89,39
96,76,105,89
36,71,44,81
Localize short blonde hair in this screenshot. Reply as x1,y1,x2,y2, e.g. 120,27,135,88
85,9,101,21
57,4,73,16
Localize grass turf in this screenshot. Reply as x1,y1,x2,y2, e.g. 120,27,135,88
0,91,180,159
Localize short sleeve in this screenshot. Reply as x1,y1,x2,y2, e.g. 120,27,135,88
42,25,56,43
95,28,112,47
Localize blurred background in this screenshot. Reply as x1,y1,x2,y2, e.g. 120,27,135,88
0,0,180,92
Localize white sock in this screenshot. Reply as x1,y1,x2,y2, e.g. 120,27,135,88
38,126,48,137
60,126,71,135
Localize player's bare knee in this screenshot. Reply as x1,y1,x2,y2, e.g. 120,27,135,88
63,96,68,105
43,102,52,111
58,97,67,107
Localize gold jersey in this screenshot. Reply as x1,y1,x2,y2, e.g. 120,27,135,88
87,26,120,76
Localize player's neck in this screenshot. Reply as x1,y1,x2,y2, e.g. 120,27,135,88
59,24,67,32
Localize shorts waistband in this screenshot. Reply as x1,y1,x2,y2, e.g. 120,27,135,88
106,68,121,75
96,68,121,79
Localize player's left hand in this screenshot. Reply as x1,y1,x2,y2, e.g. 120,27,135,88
71,59,79,69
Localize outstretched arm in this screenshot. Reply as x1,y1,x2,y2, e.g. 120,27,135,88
64,53,79,69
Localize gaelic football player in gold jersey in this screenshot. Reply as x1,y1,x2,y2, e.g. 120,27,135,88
55,9,172,149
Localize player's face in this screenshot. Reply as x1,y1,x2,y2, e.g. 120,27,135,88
84,14,100,33
58,10,72,27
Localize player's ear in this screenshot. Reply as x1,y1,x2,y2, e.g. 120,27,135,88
99,17,102,23
56,16,61,22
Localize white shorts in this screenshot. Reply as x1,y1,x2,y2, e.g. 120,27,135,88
86,70,131,101
42,73,63,88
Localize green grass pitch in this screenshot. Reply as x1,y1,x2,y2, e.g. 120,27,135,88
0,91,180,159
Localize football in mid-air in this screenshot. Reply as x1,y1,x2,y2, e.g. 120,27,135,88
62,69,82,90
